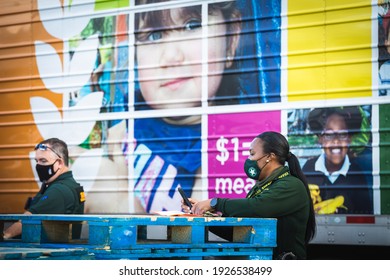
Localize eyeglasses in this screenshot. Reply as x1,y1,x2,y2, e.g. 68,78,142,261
321,130,349,141
34,143,62,158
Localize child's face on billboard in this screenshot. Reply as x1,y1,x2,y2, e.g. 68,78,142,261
136,7,229,109
319,113,351,170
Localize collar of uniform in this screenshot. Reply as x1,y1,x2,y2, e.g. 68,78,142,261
47,170,73,186
258,165,288,185
247,166,289,198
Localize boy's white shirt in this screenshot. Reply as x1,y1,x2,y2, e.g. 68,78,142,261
314,151,350,184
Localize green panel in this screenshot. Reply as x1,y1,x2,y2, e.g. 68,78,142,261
95,0,130,11
379,104,390,214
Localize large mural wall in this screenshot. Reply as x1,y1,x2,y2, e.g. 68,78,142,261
0,0,389,215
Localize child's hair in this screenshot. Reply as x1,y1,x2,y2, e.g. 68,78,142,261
134,0,243,107
307,106,362,135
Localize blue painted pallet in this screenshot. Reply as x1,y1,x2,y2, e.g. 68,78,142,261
90,247,273,260
0,247,91,260
1,214,277,260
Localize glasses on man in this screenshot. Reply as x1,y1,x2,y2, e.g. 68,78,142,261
34,143,62,158
321,130,349,141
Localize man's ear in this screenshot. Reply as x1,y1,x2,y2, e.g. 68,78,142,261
226,11,241,68
57,158,65,168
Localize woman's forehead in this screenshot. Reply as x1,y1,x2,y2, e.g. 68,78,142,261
250,138,263,150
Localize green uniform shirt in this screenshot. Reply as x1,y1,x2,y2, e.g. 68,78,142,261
215,166,310,259
29,171,85,215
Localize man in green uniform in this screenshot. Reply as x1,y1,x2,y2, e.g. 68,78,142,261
3,138,85,239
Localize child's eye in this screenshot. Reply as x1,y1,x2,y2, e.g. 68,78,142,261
184,19,202,31
136,30,163,43
147,31,163,42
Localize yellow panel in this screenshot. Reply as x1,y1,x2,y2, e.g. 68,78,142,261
288,0,324,14
288,68,326,100
327,0,369,10
326,61,372,98
287,0,372,101
289,26,325,58
288,0,325,101
288,3,325,52
325,5,372,98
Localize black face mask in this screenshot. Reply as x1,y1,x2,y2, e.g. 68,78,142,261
36,159,59,182
244,155,268,180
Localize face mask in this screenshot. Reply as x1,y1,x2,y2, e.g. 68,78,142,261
36,159,59,182
244,155,268,180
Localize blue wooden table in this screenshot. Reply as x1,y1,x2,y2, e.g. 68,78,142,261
0,214,277,260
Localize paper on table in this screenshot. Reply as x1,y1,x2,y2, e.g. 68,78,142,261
152,210,198,216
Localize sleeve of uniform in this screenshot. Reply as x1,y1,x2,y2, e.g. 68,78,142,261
216,177,309,218
28,186,66,214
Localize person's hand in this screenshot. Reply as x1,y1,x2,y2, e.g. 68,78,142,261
181,197,197,213
191,199,212,216
3,232,11,240
2,220,22,240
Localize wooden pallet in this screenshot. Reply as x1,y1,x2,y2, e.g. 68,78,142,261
0,214,276,260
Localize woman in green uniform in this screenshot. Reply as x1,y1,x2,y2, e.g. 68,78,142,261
183,131,316,259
